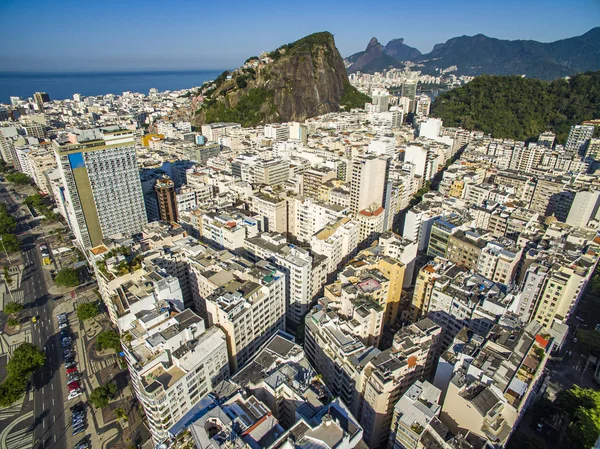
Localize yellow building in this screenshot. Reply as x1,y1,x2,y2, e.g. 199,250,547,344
448,179,465,198
326,247,406,325
375,256,405,324
141,133,165,147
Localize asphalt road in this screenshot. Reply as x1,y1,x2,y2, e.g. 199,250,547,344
27,238,70,449
1,183,68,449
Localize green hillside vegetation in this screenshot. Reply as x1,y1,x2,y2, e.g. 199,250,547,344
197,31,364,128
205,88,277,127
268,32,333,60
340,82,372,110
431,71,600,142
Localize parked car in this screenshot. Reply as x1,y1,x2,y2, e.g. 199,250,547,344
67,375,80,383
72,417,85,427
68,390,82,400
75,437,90,449
66,367,78,374
68,381,80,389
70,403,84,412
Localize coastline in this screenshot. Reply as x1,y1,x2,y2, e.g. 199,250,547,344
0,69,225,103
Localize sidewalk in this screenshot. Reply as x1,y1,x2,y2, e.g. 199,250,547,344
0,262,24,312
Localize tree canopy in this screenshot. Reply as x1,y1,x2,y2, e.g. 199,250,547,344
89,382,118,409
205,88,277,128
554,386,600,449
7,342,45,378
0,375,27,407
76,302,99,321
431,71,600,143
23,194,57,220
54,267,80,287
4,301,23,316
0,233,20,254
506,431,546,449
340,81,372,110
576,328,600,355
0,343,45,406
96,330,122,353
5,173,31,185
0,203,17,235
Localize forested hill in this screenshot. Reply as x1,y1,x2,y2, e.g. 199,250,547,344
193,32,370,128
431,71,600,143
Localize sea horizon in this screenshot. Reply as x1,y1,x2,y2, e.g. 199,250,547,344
0,69,226,104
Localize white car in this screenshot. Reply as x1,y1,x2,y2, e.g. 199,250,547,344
68,390,82,400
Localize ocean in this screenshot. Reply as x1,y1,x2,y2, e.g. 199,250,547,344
0,70,225,103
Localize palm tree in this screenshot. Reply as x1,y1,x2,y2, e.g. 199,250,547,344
115,407,128,422
3,266,12,286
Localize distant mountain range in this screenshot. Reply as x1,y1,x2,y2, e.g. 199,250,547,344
345,28,600,80
345,37,418,73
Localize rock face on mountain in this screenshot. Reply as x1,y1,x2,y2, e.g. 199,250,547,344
345,37,404,74
414,27,600,79
384,38,421,61
193,32,370,128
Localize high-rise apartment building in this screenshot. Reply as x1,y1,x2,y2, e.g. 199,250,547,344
251,192,288,233
182,143,221,165
28,150,56,194
249,159,290,186
54,129,147,248
301,167,337,198
264,123,290,141
155,175,178,223
434,321,550,448
415,94,431,117
530,264,589,330
401,81,417,112
389,381,444,449
200,122,240,142
305,309,441,448
24,123,45,140
585,138,600,160
33,91,50,111
202,262,286,372
565,190,600,228
350,154,389,214
245,232,327,324
565,124,594,157
122,308,229,444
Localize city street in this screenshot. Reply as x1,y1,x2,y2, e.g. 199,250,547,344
0,182,67,449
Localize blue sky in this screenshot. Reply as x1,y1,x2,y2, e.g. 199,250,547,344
1,0,598,72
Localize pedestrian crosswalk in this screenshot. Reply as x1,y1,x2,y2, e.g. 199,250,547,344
90,355,117,374
4,425,33,449
0,402,22,421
